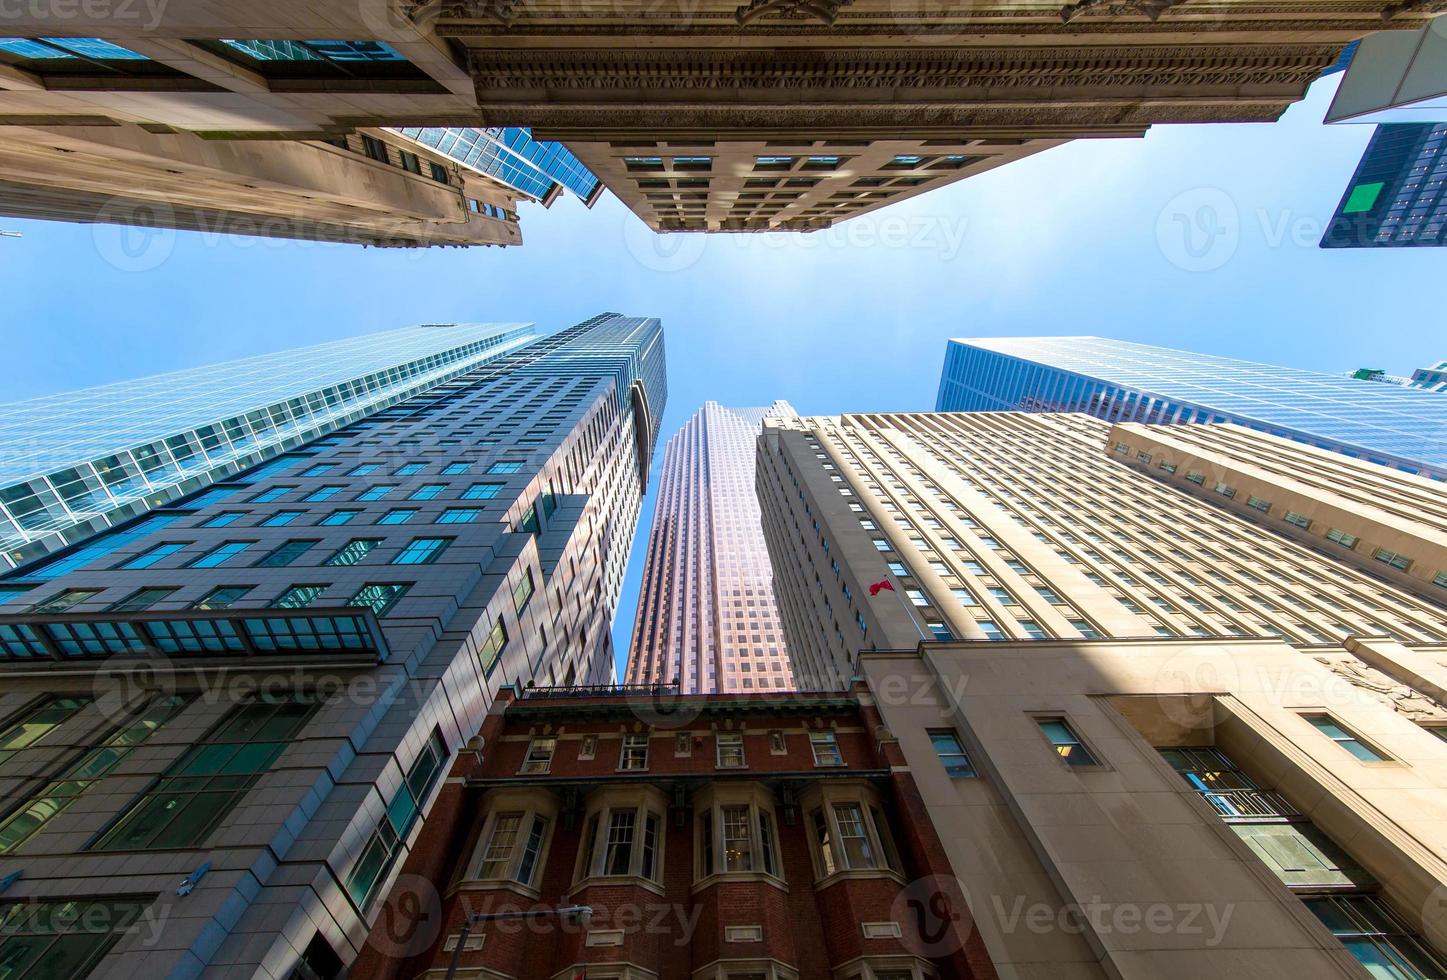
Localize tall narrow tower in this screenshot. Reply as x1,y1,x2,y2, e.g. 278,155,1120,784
626,400,796,693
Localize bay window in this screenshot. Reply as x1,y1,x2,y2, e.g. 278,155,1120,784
694,783,783,885
574,787,667,889
467,789,557,891
804,782,901,881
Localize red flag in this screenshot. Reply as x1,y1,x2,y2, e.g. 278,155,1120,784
868,579,893,596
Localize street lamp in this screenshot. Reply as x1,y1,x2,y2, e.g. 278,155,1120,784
443,905,592,980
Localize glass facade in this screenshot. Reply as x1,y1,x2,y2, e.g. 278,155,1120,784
936,336,1447,479
394,127,601,206
0,323,536,567
1321,123,1447,249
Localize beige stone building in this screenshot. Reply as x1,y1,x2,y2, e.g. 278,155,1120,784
758,411,1447,978
433,0,1435,231
0,7,523,244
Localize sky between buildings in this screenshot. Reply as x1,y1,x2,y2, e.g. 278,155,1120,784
0,73,1441,678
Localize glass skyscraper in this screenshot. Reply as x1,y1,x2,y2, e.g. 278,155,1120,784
0,313,664,979
936,336,1447,479
0,323,537,569
1321,123,1447,249
394,127,602,207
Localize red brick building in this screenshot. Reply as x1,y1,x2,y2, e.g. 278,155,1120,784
352,683,996,980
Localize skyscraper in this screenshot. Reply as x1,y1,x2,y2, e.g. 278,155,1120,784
936,336,1447,479
1411,360,1447,392
1321,123,1447,248
0,313,665,978
0,323,539,570
395,128,603,208
626,401,796,693
757,408,1447,977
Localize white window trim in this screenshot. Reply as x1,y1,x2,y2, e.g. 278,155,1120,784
571,785,669,896
715,730,747,769
810,730,845,767
692,782,787,893
618,732,651,772
520,735,556,774
801,781,904,886
831,955,938,980
462,788,559,897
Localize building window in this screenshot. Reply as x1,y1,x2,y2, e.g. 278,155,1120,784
716,731,746,768
479,619,508,675
619,733,650,771
324,538,380,566
117,542,185,569
320,509,361,526
696,785,782,881
1304,715,1390,762
521,736,556,774
1326,528,1359,549
28,589,100,613
1036,717,1099,767
810,731,844,766
1185,472,1204,486
188,541,251,567
512,568,535,612
392,537,451,565
345,730,447,910
191,585,250,609
463,483,503,499
469,794,555,888
0,696,92,764
260,510,304,527
576,789,666,885
0,898,150,978
255,539,317,567
1284,511,1312,529
202,511,246,527
926,621,955,641
488,462,524,475
1246,496,1271,512
378,509,416,525
804,783,899,879
438,507,481,524
348,583,409,616
928,729,976,778
357,485,396,501
303,486,344,502
1070,619,1102,639
1304,895,1447,978
91,695,318,850
1373,548,1412,572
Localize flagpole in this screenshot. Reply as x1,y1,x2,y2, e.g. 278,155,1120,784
869,574,927,641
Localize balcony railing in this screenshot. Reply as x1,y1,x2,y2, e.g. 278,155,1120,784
1197,787,1301,819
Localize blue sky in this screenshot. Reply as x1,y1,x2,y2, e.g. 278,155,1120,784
1,73,1440,676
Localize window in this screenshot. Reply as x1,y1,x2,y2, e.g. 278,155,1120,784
409,484,446,500
1036,717,1099,767
91,695,318,850
260,510,304,527
929,729,976,777
202,511,246,527
810,731,843,766
696,786,781,880
619,733,649,771
320,509,361,526
521,736,556,773
1070,619,1102,639
188,541,251,567
463,483,503,500
0,898,150,978
272,585,327,609
356,485,396,501
117,542,185,569
348,583,409,616
488,462,523,474
392,537,451,565
1326,528,1359,549
1373,548,1412,572
473,805,552,886
106,587,177,612
378,509,416,525
325,539,380,566
438,507,481,524
716,731,746,768
576,792,666,883
1304,895,1447,978
976,619,1004,640
1305,715,1390,762
1213,482,1236,499
512,568,535,612
191,585,250,609
348,464,380,476
479,619,508,675
0,696,92,764
926,621,955,640
443,462,471,475
806,786,899,878
1246,496,1271,512
345,730,447,910
1284,511,1312,529
255,539,317,568
28,589,101,614
248,486,291,503
303,486,344,502
1019,619,1048,639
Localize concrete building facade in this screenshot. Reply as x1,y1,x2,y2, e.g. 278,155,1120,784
352,683,999,980
757,410,1447,978
0,313,666,978
626,401,797,694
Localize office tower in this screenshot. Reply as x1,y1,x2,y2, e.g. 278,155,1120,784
0,323,539,571
936,336,1447,479
429,5,1421,233
351,683,996,980
395,128,604,208
1411,360,1447,392
0,313,665,979
1322,123,1447,248
626,401,797,693
757,409,1447,977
